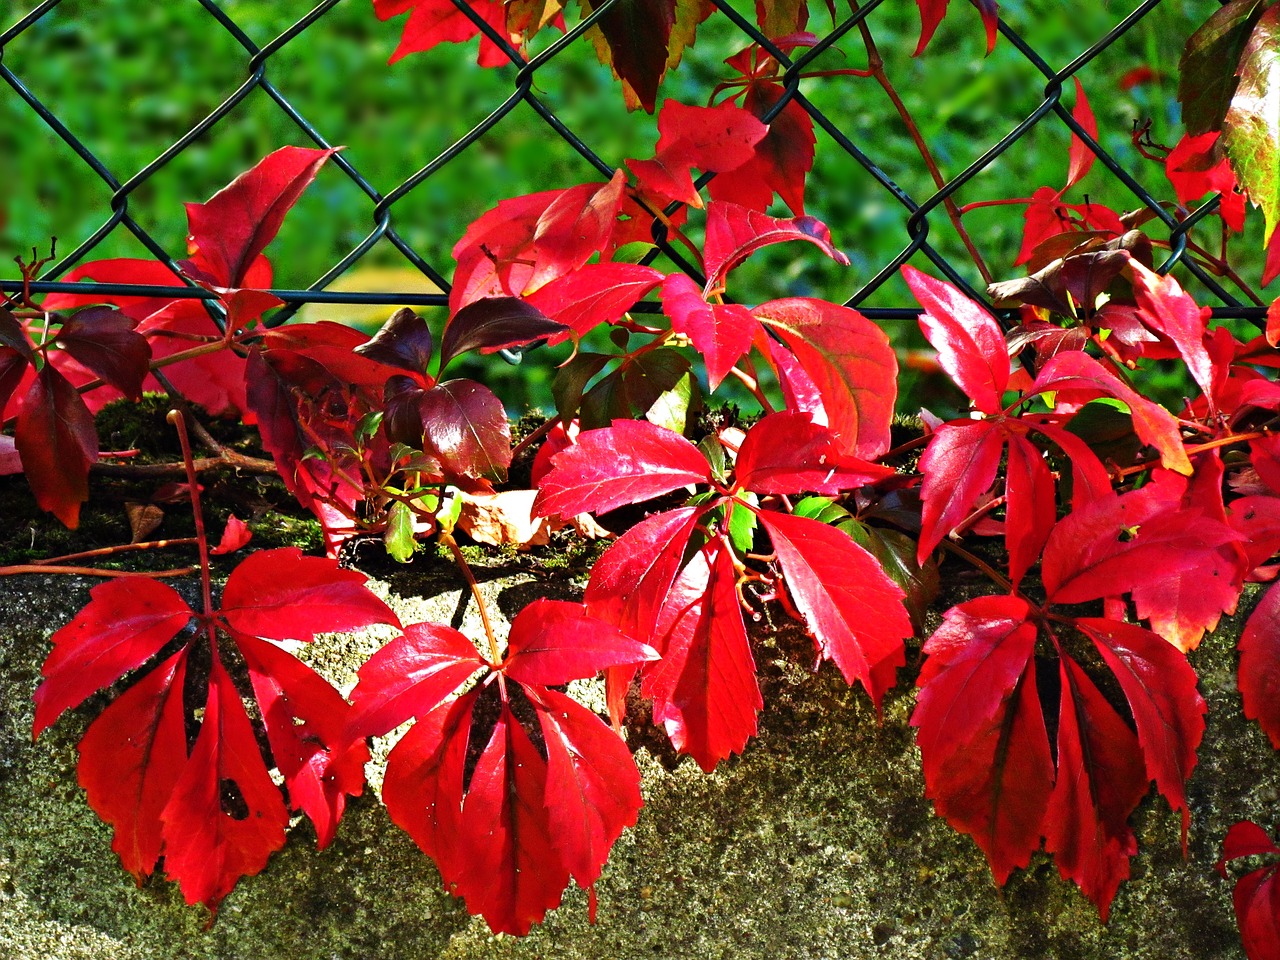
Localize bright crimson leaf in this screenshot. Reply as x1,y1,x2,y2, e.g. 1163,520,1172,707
755,297,897,459
525,262,665,342
502,599,657,686
902,265,1009,415
644,544,762,771
1217,821,1280,960
660,272,758,390
1065,78,1098,190
914,0,998,56
528,685,645,885
76,650,189,881
1043,654,1147,921
219,547,401,642
209,515,252,556
758,509,911,708
1029,350,1193,475
708,81,814,216
159,658,290,911
627,100,767,205
375,0,509,67
703,202,849,289
1240,579,1280,749
237,636,370,849
916,420,1005,563
1166,131,1247,232
1003,431,1056,588
735,411,892,494
532,419,711,518
345,622,488,740
1076,618,1206,847
182,145,336,288
912,596,1050,884
33,578,192,738
1129,259,1215,404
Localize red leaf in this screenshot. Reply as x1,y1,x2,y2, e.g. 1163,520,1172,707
528,686,644,885
1076,618,1206,847
1065,78,1098,190
0,346,29,419
532,419,711,518
417,379,513,481
1218,822,1280,960
138,299,249,418
1166,132,1247,232
1041,474,1239,604
627,100,767,205
755,297,897,458
380,693,476,883
1239,580,1280,749
660,272,758,390
354,307,434,373
440,297,567,369
708,82,814,216
502,599,658,686
55,305,151,399
15,364,100,527
183,146,336,288
33,578,192,738
916,419,1005,563
1029,350,1193,475
346,622,488,740
914,0,998,56
734,411,893,494
76,650,189,880
758,509,911,707
525,263,665,342
645,544,762,770
1129,454,1245,650
375,0,508,67
703,202,849,289
912,596,1051,883
583,505,704,643
1043,655,1147,921
39,258,188,321
1004,432,1056,588
902,265,1009,415
1129,260,1215,404
159,658,289,911
452,706,569,935
219,547,401,642
1016,186,1124,266
209,515,252,556
237,636,369,849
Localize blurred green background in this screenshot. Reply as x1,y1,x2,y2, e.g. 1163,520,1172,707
0,0,1264,416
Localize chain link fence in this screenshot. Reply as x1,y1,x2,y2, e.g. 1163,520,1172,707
0,0,1267,330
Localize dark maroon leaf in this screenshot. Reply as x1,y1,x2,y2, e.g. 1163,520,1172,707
56,306,151,400
1179,0,1269,136
354,307,435,374
0,305,36,362
439,297,567,369
15,364,99,528
418,379,512,481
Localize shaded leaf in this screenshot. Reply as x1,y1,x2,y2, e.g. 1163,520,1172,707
440,297,567,369
15,364,99,528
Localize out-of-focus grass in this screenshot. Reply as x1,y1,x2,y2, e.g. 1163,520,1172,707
0,0,1250,415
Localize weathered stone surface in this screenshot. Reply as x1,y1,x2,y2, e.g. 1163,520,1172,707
0,560,1273,959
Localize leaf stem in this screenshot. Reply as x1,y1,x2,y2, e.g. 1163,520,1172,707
850,3,993,285
167,409,216,623
940,539,1015,594
0,564,197,578
440,530,503,668
29,537,199,566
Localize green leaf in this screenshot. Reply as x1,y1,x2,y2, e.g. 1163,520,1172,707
792,495,853,526
698,434,727,484
1178,0,1269,135
384,500,418,563
1223,5,1280,242
645,370,700,436
726,495,758,555
580,348,692,429
842,522,939,634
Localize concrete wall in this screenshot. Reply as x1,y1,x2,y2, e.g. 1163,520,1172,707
1,561,1273,959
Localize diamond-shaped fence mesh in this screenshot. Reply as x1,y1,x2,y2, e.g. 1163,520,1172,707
0,0,1268,334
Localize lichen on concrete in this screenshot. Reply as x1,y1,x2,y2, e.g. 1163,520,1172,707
0,553,1271,959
